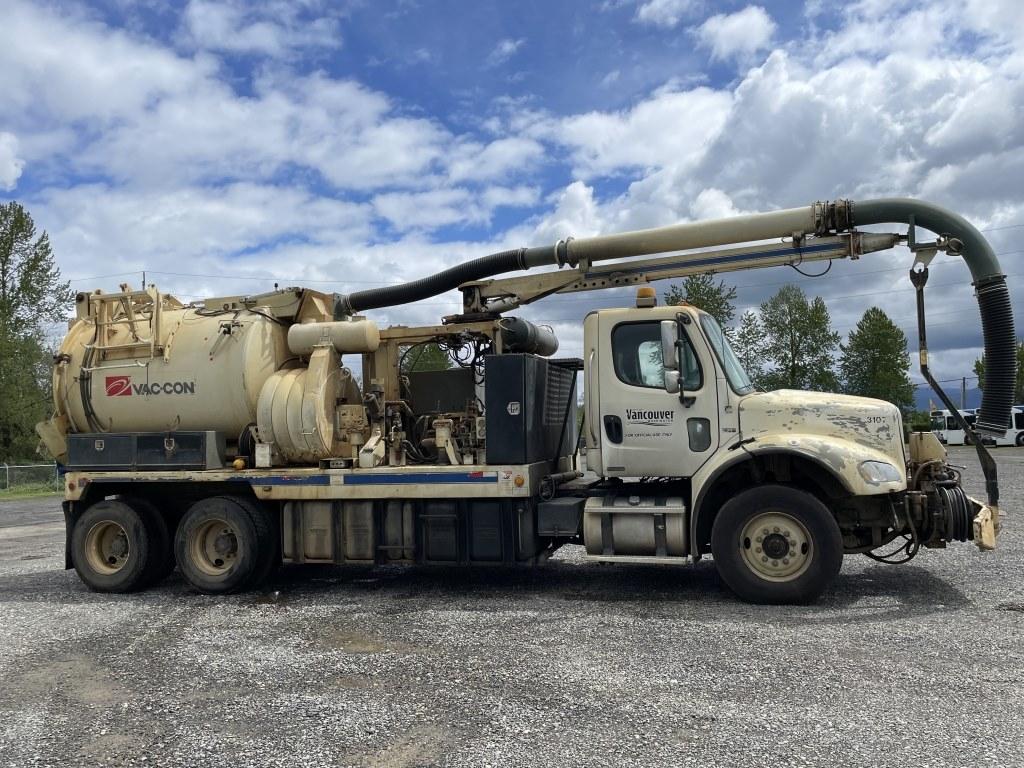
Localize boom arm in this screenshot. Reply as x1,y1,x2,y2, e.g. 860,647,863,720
334,197,1015,437
458,232,900,314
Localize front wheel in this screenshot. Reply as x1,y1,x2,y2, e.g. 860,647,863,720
1016,431,1024,447
711,485,842,604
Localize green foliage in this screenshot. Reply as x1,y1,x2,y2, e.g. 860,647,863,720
664,273,737,330
400,342,452,373
907,410,933,432
758,285,840,391
0,202,72,462
838,307,915,409
974,340,1024,403
733,310,766,386
0,482,61,500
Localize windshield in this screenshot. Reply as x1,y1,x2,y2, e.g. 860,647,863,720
699,314,755,394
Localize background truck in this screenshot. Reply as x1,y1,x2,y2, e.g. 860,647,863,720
36,198,1016,603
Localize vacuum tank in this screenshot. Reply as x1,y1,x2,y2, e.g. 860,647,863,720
54,291,292,438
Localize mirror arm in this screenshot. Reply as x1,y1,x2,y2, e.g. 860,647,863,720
674,316,696,408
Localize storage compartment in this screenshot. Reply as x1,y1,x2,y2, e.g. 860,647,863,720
282,501,335,563
470,502,503,561
66,431,225,470
538,497,585,536
422,501,459,563
280,498,543,565
344,501,375,561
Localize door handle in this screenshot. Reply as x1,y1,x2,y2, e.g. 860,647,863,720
604,415,623,444
587,350,599,443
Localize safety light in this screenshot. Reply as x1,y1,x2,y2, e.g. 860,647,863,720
636,286,657,308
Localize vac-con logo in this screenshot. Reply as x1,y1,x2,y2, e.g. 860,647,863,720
104,375,196,397
625,408,674,426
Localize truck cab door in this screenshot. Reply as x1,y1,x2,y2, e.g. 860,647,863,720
593,313,719,478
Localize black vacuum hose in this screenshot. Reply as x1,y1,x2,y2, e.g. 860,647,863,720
337,246,555,314
975,277,1017,434
854,198,1016,436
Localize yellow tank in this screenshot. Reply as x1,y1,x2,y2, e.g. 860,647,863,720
54,291,290,439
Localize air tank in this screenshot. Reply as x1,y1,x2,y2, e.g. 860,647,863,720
56,304,291,438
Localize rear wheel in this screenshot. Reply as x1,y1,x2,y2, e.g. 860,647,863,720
71,500,154,593
175,496,274,594
122,496,175,586
711,485,842,604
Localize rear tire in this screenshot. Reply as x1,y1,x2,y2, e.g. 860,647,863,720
122,496,175,586
711,485,842,605
175,496,274,594
71,500,154,593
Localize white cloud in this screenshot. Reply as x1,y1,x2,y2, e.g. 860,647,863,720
695,6,776,63
0,1,211,129
534,86,733,178
532,182,604,243
182,0,341,56
373,184,539,232
447,137,545,182
634,0,697,28
486,38,525,67
0,133,24,190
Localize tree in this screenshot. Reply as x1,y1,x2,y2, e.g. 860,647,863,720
664,273,737,330
838,307,915,409
733,309,767,386
0,202,72,461
973,340,1024,404
758,285,840,391
400,342,452,373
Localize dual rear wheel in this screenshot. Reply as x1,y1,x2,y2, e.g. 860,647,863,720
71,495,276,594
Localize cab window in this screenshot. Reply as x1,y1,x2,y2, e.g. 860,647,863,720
611,322,701,390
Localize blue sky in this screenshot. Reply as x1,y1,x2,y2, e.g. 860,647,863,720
1,0,1022,391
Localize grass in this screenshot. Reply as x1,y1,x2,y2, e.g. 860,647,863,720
0,482,62,501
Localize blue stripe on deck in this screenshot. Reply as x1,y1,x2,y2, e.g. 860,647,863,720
239,472,499,486
342,472,498,485
240,475,331,485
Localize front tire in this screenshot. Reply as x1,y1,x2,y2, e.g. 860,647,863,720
71,500,154,593
711,485,842,604
175,496,274,594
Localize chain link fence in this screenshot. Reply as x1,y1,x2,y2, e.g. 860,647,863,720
0,462,62,492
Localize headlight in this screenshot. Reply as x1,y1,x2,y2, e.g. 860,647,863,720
858,460,904,485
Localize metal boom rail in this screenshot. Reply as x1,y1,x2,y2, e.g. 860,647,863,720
459,232,899,314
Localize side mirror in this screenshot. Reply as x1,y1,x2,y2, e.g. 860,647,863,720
660,320,680,394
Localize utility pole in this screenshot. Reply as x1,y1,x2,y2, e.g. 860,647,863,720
142,271,146,290
961,376,967,409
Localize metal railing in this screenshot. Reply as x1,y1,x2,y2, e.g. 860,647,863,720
0,462,61,491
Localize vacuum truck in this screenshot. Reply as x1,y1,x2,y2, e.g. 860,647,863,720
36,198,1016,603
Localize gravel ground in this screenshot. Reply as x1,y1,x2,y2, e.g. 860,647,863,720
1,446,1023,768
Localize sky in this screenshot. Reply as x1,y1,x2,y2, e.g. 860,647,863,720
1,0,1022,400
